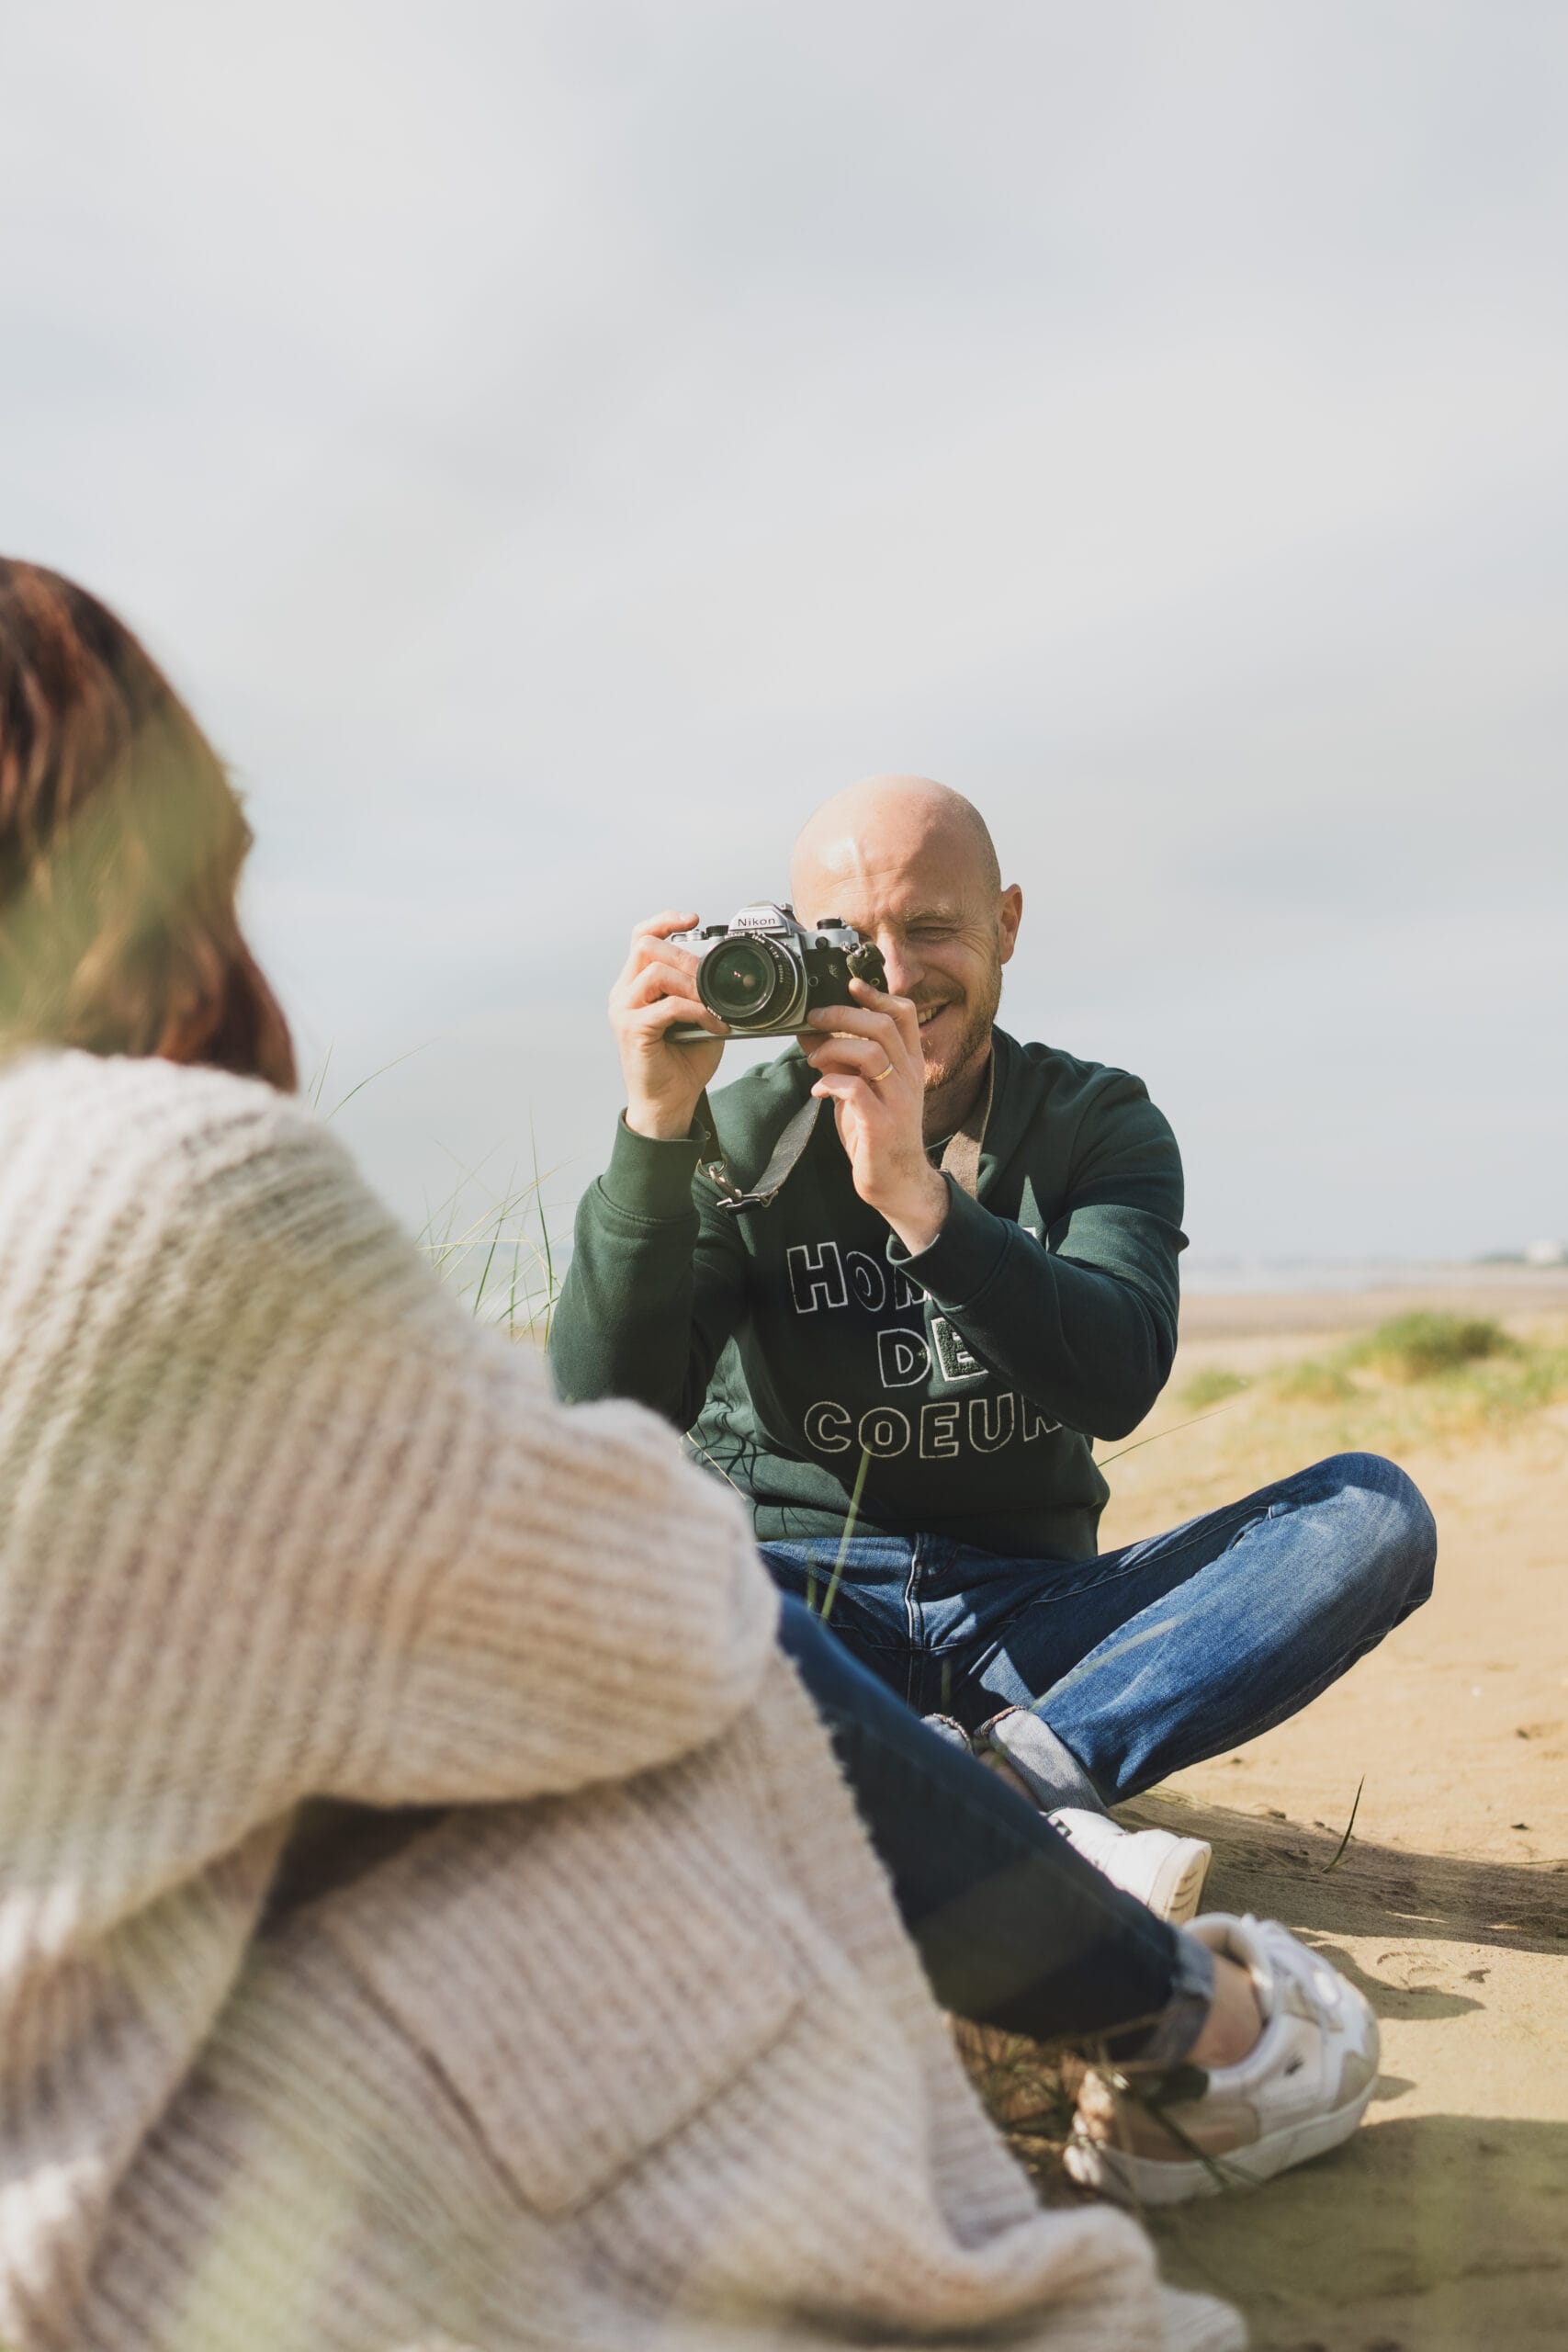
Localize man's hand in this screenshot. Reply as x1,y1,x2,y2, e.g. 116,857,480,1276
803,978,949,1254
611,911,728,1141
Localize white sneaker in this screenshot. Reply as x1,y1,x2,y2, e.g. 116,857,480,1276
971,1706,1213,1927
1065,1913,1381,2207
1047,1806,1213,1928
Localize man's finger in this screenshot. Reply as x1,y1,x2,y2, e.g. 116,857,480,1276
802,1033,903,1080
626,996,726,1037
808,979,920,1043
615,939,699,999
620,957,711,1011
631,910,701,941
809,1070,884,1110
806,1003,919,1088
615,912,698,986
806,1002,903,1046
852,976,924,1050
627,935,702,978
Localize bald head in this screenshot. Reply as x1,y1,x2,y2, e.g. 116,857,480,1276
790,775,1000,907
789,774,1021,1111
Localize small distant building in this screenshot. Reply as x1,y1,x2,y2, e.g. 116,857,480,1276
1524,1238,1567,1268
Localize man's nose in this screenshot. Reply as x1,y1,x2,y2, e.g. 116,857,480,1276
877,935,922,999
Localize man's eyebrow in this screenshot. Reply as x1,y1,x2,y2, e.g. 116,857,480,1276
898,905,963,927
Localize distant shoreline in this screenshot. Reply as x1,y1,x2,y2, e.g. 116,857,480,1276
1182,1256,1568,1298
1179,1265,1568,1341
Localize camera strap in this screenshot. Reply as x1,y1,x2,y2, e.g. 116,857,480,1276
694,1055,993,1216
694,1091,824,1215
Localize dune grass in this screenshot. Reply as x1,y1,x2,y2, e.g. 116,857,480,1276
1344,1309,1517,1383
1179,1366,1251,1409
311,1049,570,1340
1166,1311,1568,1474
420,1154,564,1340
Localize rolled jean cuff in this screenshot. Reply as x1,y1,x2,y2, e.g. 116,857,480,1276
977,1705,1107,1815
1105,1927,1214,2068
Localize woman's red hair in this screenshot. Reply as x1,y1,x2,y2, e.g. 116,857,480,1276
0,558,296,1089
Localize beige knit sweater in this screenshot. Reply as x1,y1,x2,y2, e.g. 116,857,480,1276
0,1049,1232,2352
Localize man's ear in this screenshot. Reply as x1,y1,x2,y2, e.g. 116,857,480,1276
998,884,1023,965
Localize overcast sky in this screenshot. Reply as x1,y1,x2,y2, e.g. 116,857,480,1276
4,1,1565,1274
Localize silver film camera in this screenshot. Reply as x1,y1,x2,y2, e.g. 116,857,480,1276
664,902,887,1042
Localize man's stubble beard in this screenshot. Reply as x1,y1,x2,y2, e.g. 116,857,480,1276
919,954,1004,1103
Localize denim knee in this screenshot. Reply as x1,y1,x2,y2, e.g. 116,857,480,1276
1321,1451,1438,1619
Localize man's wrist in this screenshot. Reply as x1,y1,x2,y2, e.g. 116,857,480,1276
625,1100,701,1143
877,1164,951,1256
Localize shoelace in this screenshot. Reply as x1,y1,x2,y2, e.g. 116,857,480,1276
1084,2059,1269,2190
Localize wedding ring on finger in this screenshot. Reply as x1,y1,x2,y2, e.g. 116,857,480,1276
868,1063,896,1083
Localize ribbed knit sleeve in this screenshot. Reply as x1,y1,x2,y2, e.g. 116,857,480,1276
358,1369,782,1804
0,1052,778,1882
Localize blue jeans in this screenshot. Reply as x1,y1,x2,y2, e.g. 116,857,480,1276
762,1452,1437,1808
776,1596,1213,2060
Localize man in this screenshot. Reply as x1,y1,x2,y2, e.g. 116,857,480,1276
552,775,1437,1921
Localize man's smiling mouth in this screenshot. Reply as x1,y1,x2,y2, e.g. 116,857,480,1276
917,1004,950,1029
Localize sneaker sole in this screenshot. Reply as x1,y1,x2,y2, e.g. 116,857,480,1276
1065,2074,1377,2207
1143,1837,1213,1928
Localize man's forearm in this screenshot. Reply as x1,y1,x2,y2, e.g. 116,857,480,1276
897,1182,1178,1441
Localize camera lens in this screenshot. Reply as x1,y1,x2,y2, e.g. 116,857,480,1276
701,939,784,1023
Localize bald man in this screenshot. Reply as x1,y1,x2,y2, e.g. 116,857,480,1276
552,777,1436,1922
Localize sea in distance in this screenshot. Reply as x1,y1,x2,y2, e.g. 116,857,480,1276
1182,1253,1568,1296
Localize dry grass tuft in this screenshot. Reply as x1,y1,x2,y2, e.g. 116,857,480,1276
1118,1316,1568,1529
1270,1357,1356,1407
1179,1366,1250,1408
1344,1309,1516,1383
952,2021,1086,2199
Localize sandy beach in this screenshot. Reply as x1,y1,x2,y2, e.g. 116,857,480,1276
973,1276,1568,2350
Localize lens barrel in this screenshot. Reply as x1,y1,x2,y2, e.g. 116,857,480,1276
697,934,806,1032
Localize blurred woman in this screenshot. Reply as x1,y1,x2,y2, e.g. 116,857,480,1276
0,560,1373,2352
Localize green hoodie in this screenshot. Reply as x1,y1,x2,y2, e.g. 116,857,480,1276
550,1027,1185,1560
